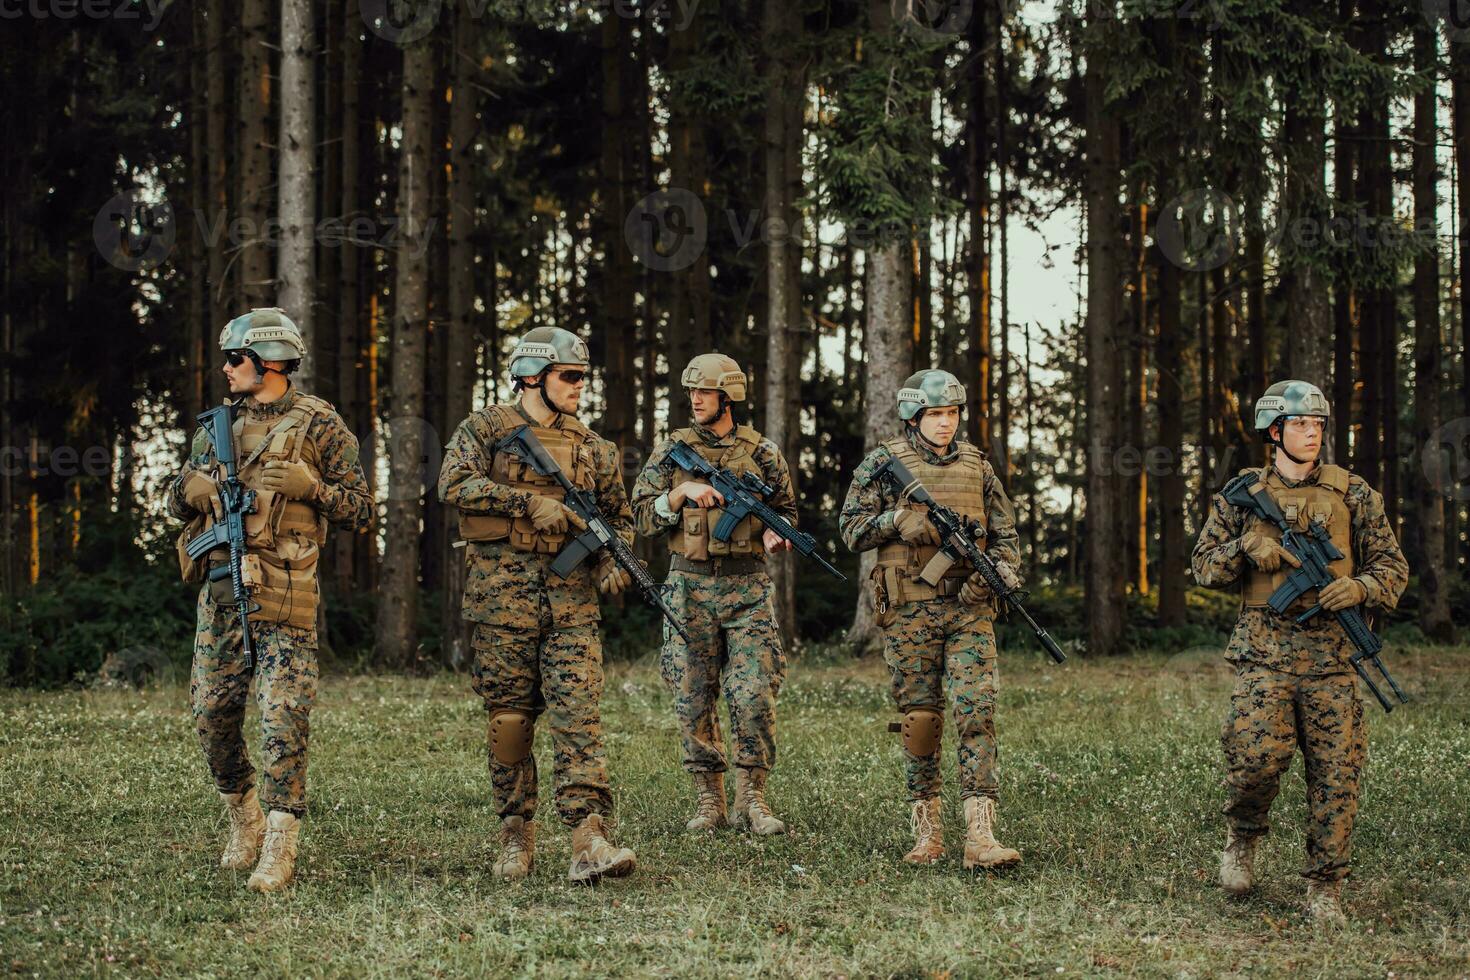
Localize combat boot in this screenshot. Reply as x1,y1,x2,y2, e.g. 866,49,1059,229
1305,880,1347,925
962,796,1021,871
1219,831,1257,896
218,786,266,871
903,797,945,865
247,811,301,893
568,814,636,884
493,816,535,880
732,767,785,835
686,772,728,831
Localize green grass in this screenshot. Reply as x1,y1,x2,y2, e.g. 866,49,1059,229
1,645,1467,978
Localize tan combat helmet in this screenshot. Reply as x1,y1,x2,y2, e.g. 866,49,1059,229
1254,379,1329,464
680,353,747,402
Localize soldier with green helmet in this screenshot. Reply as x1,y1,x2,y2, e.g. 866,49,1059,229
437,326,639,883
164,307,373,892
1192,379,1408,923
839,370,1025,870
630,353,796,836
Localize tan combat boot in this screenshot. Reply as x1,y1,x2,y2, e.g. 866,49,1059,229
903,797,945,865
1305,880,1347,925
962,796,1021,871
1219,831,1257,896
219,786,266,871
568,814,637,884
686,772,728,832
493,816,535,880
247,811,301,893
732,767,785,835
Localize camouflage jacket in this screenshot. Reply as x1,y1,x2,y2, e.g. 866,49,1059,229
164,387,373,532
838,429,1021,577
1192,463,1409,674
630,420,797,541
438,403,632,629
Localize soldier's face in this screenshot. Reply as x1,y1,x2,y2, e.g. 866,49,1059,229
1275,416,1324,462
918,406,960,447
543,368,586,414
221,353,279,393
690,388,723,424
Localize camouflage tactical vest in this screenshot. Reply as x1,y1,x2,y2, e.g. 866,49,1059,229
191,393,332,629
456,404,597,554
666,424,767,561
1240,464,1354,611
874,437,988,605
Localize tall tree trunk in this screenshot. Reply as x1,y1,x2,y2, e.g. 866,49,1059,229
337,0,365,596
375,36,434,669
1148,16,1185,627
238,0,272,308
1333,88,1356,468
965,6,992,453
1357,0,1388,495
1281,98,1331,386
848,241,912,652
318,0,344,410
279,0,316,390
599,7,635,458
1196,271,1213,526
1456,13,1470,573
764,0,804,642
186,1,208,425
1412,21,1454,643
666,10,711,431
1128,200,1149,595
206,0,231,404
443,1,479,670
1083,37,1127,657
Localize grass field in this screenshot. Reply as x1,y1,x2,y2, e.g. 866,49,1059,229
1,644,1466,978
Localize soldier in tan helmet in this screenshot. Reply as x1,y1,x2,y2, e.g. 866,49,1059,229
838,369,1024,871
165,307,373,892
437,326,638,884
631,353,796,836
1192,380,1408,924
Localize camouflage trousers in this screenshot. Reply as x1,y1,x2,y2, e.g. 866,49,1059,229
471,620,612,827
1221,661,1367,881
190,587,318,817
659,569,786,774
882,599,999,802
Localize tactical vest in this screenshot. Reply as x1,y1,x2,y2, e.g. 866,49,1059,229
456,404,597,554
874,437,988,605
190,394,332,629
1240,464,1355,611
666,425,767,561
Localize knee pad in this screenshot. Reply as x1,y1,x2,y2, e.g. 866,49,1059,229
488,709,535,765
896,707,943,757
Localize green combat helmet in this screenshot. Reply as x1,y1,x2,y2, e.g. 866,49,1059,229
508,326,590,379
218,308,307,361
897,369,967,421
680,353,747,402
1254,379,1329,464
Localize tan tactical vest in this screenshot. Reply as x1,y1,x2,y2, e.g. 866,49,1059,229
666,425,767,561
874,437,988,605
190,394,332,629
456,405,597,554
1240,464,1355,611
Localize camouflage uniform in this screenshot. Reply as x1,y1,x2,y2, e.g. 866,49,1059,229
438,403,631,827
166,387,373,817
630,421,794,776
1192,464,1409,881
839,429,1021,803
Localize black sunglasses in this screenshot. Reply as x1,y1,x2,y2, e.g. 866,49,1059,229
554,369,587,384
224,350,251,367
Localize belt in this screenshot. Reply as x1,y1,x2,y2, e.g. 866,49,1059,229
670,554,768,577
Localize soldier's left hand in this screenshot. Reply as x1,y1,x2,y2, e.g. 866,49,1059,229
259,460,319,501
595,554,633,595
958,572,992,605
1318,576,1368,611
763,529,794,553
